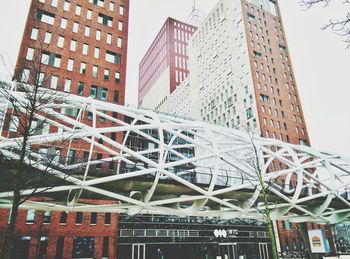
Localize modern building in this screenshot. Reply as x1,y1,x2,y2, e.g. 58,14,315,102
0,0,129,257
161,0,334,255
138,17,196,112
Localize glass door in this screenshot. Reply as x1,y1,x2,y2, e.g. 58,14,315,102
258,243,269,259
132,244,146,259
218,243,238,259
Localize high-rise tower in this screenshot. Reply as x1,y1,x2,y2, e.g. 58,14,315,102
0,0,129,258
138,17,196,112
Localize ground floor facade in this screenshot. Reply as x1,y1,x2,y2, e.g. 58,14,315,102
116,215,272,259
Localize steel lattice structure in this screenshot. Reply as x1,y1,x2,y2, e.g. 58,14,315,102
0,87,350,224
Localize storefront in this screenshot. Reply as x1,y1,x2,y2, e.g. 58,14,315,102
117,215,272,259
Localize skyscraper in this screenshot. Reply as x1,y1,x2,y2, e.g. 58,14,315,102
0,0,129,257
165,0,333,254
138,17,196,112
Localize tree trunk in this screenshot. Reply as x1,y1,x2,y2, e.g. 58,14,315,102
2,191,21,259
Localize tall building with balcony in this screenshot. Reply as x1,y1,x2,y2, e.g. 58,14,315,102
0,0,129,258
138,17,196,112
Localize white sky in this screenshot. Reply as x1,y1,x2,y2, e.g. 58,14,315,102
0,0,349,156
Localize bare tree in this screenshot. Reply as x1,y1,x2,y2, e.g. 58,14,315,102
0,38,74,259
299,0,350,47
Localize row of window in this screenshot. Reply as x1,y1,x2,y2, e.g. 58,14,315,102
24,210,112,225
35,8,124,31
39,0,125,17
31,27,123,48
31,50,121,72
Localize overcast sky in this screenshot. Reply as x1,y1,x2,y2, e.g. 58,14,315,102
0,0,349,156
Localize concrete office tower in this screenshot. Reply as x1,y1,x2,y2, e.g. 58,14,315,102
138,17,196,112
0,0,129,258
171,0,331,254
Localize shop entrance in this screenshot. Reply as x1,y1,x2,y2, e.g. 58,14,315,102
132,244,146,259
218,243,238,259
258,243,269,259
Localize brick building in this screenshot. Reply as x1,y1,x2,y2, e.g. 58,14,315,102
138,17,196,112
0,0,129,257
145,0,334,256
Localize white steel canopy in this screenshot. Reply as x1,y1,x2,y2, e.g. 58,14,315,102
0,87,350,224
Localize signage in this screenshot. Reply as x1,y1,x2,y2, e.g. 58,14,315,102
213,229,239,238
308,229,328,254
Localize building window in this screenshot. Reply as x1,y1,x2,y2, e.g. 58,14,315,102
26,210,35,224
57,36,64,48
67,59,74,71
246,108,253,119
90,212,97,225
56,237,64,259
104,213,111,225
50,75,58,89
75,212,83,225
87,9,92,20
105,51,121,64
98,13,113,27
70,40,77,51
84,26,90,37
72,237,95,258
30,28,38,40
82,44,88,55
96,30,101,41
35,9,55,25
119,5,124,15
118,21,123,31
26,48,34,60
92,66,98,78
109,2,114,11
104,69,109,80
113,91,119,103
94,47,100,58
77,82,84,96
90,85,108,101
80,62,86,74
60,18,67,29
102,237,109,257
43,211,51,224
73,22,79,33
63,1,70,11
75,5,81,15
117,37,122,48
44,32,52,44
41,52,61,68
51,0,58,7
90,0,104,7
107,33,112,44
64,79,71,92
115,72,120,83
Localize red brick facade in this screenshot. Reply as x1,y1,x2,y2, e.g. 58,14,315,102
0,206,118,258
138,18,196,105
1,0,129,257
242,0,333,254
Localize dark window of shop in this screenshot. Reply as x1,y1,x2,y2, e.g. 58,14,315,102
55,237,64,259
96,153,103,169
90,212,97,225
104,213,111,225
76,212,83,224
60,211,67,224
113,90,119,103
12,236,31,258
285,238,290,252
38,237,48,258
102,237,109,257
72,237,95,258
